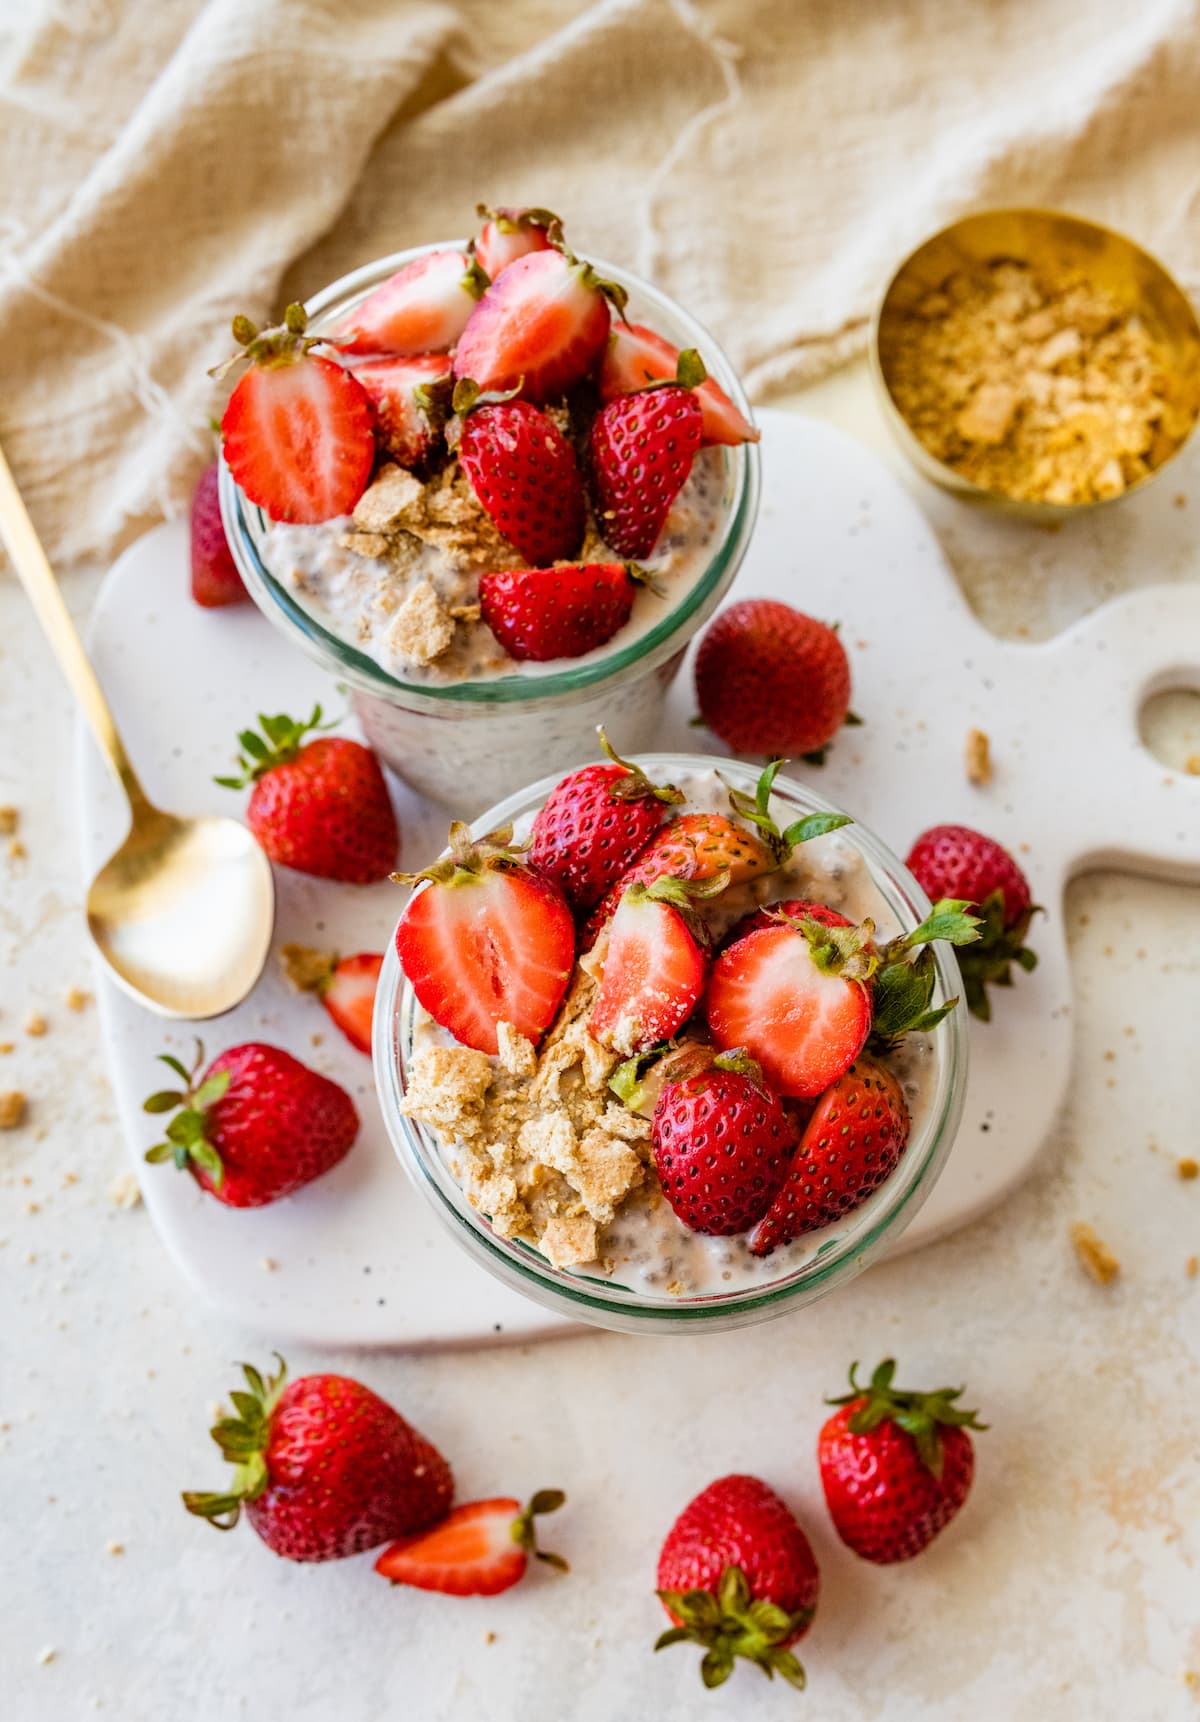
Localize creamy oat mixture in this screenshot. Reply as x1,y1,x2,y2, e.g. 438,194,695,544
263,445,728,685
399,769,942,1296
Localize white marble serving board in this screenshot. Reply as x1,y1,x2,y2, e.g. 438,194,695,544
78,409,1200,1348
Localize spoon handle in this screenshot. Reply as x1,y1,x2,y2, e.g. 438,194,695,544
0,441,148,810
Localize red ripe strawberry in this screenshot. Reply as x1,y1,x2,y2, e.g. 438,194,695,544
480,561,645,662
349,354,452,468
528,735,682,912
905,825,1039,1020
453,247,624,401
581,812,774,950
652,1052,795,1234
216,706,399,884
705,913,876,1098
695,600,854,759
335,249,482,356
656,1474,818,1691
219,305,375,525
142,1041,358,1207
473,204,560,281
281,945,382,1055
589,876,719,1053
189,462,247,607
395,823,574,1055
376,1489,567,1596
723,896,851,949
747,1055,909,1253
818,1359,986,1563
456,395,586,564
599,321,760,447
183,1355,452,1561
589,353,705,558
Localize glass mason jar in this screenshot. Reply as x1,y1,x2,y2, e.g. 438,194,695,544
219,246,761,813
374,756,969,1337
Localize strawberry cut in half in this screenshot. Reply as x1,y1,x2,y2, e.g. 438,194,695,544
722,897,851,951
375,1490,567,1597
348,354,453,469
453,246,625,401
189,462,247,607
335,249,484,356
473,204,561,281
589,349,706,559
652,1051,795,1235
395,822,575,1055
281,945,383,1055
705,912,877,1098
456,393,586,565
219,305,375,525
589,874,724,1054
479,561,648,662
599,322,760,447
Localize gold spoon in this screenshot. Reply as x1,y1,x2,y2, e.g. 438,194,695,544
0,443,274,1018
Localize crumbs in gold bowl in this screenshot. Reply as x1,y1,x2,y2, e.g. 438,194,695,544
881,258,1199,505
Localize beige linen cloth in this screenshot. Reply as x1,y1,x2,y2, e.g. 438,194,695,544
2,0,1200,569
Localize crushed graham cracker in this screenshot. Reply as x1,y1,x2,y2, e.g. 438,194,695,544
1186,1256,1198,1278
1177,1158,1199,1181
1185,755,1200,776
965,727,992,786
108,1171,142,1210
0,1091,27,1129
385,581,456,666
24,1012,48,1038
0,806,18,835
8,839,26,861
1070,1221,1120,1285
64,989,90,1013
279,944,335,994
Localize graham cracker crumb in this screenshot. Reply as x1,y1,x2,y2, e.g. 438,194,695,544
385,581,455,666
401,1046,493,1135
483,1630,497,1646
541,1213,599,1268
0,806,18,835
448,603,482,622
1185,755,1200,776
35,1645,55,1666
24,1012,48,1038
1071,1221,1120,1285
0,1043,13,1055
496,1022,537,1080
339,530,390,560
0,1091,27,1129
352,464,426,533
1186,1256,1198,1278
280,944,334,994
108,1171,142,1210
64,989,90,1013
8,839,26,861
965,727,992,786
261,1256,278,1272
105,1540,124,1556
1177,1158,1199,1181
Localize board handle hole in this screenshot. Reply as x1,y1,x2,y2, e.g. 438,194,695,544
1138,686,1200,775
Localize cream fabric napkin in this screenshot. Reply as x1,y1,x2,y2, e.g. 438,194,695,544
3,0,1199,568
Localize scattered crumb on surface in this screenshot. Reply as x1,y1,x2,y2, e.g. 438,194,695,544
965,727,992,786
483,1631,497,1646
280,944,333,993
0,806,18,835
1178,1158,1199,1181
0,1042,13,1055
1186,755,1200,776
1187,1257,1198,1278
105,1540,124,1556
309,1032,324,1048
24,1012,48,1038
8,839,26,860
108,1171,142,1210
261,1257,278,1272
1174,493,1188,509
0,1091,27,1129
64,989,91,1013
1071,1222,1120,1285
35,1646,55,1666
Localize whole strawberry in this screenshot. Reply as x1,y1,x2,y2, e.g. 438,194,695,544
189,462,247,608
455,389,585,564
480,562,648,662
183,1355,453,1561
216,705,399,883
529,732,682,912
905,824,1038,1019
655,1474,819,1690
695,600,854,759
143,1041,359,1207
818,1358,986,1563
652,1052,795,1235
589,349,706,558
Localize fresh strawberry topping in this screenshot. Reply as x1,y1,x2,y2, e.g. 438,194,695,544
905,825,1038,1020
581,810,774,949
652,1053,795,1235
589,353,705,558
456,395,586,564
473,205,560,281
722,897,852,949
348,353,452,468
189,462,247,607
528,737,681,912
695,601,853,759
599,321,759,447
479,562,643,662
395,823,575,1055
747,1055,910,1252
453,247,623,401
375,1490,567,1596
589,875,720,1053
335,249,482,356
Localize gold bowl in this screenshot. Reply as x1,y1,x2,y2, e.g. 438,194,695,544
871,207,1200,518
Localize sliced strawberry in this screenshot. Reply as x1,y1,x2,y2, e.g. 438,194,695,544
722,898,852,950
349,354,452,469
335,250,482,356
281,946,382,1054
395,825,575,1055
581,811,774,950
190,462,247,607
589,362,704,558
456,398,585,563
599,322,760,447
705,917,875,1098
453,248,623,401
589,877,717,1054
474,205,559,281
220,309,375,526
480,562,642,662
375,1490,566,1597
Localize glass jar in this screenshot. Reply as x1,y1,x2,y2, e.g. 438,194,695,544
374,756,969,1336
220,247,761,813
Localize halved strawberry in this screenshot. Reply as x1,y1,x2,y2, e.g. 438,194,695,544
705,915,876,1098
474,205,560,281
456,395,585,563
480,562,645,662
335,249,483,356
219,306,375,525
375,1490,567,1597
281,946,382,1055
589,876,721,1054
581,813,774,951
395,824,574,1055
348,354,452,468
453,247,625,401
722,898,852,950
599,322,760,447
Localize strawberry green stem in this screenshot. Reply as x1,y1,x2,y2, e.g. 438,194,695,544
182,1354,288,1529
655,1564,810,1691
826,1358,987,1478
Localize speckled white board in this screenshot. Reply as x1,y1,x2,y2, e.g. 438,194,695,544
77,410,1200,1347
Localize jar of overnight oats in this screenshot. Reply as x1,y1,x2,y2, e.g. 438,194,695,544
220,246,761,814
374,755,970,1336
